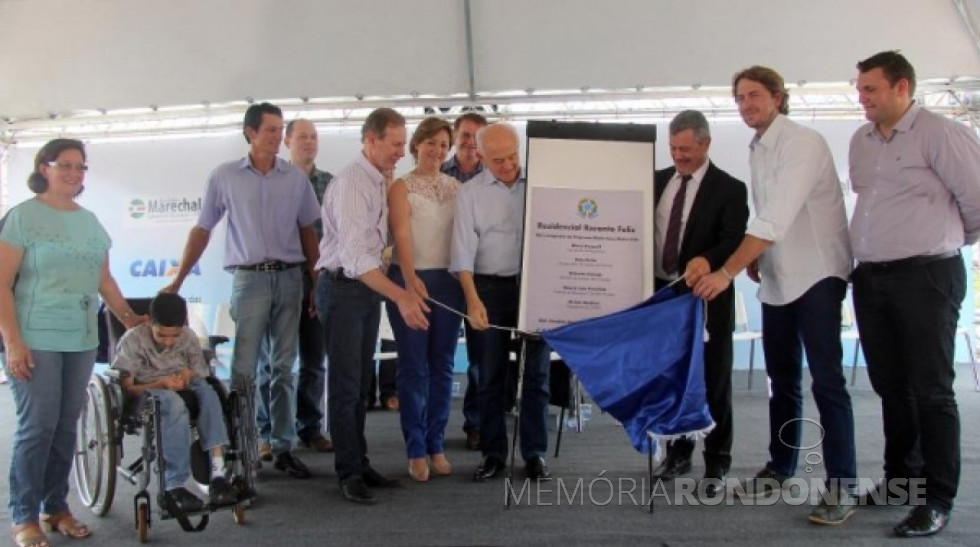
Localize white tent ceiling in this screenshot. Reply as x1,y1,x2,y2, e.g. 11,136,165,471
2,0,980,137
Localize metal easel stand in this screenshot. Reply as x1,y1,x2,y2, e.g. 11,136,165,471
505,336,530,509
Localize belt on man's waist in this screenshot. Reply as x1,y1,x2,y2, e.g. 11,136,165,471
473,273,519,283
322,268,359,282
236,261,304,272
857,249,960,272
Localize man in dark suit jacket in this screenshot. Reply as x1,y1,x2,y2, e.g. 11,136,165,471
652,110,748,495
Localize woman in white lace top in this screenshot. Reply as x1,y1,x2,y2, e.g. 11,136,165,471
386,117,464,482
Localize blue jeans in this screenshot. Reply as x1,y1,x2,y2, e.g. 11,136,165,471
255,335,273,443
229,267,302,454
147,379,229,490
256,272,327,444
385,266,463,458
6,349,95,525
762,277,857,488
471,276,551,461
315,271,381,481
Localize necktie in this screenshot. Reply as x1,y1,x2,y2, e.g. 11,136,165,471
661,175,692,275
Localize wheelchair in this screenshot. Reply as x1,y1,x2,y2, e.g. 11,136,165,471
72,299,259,542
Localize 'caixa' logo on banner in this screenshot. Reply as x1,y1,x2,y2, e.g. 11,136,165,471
129,259,202,278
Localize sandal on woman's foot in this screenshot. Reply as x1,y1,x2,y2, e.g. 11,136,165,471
40,512,91,539
408,458,429,482
12,523,49,547
429,453,452,476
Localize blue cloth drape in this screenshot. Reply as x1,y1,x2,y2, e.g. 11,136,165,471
541,289,714,455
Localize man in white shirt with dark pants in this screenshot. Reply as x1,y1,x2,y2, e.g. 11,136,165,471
692,65,857,525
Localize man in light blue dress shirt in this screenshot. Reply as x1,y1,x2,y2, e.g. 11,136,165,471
254,119,336,461
164,102,320,479
314,107,430,504
440,111,488,451
450,123,553,483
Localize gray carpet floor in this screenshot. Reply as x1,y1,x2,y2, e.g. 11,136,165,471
1,366,978,546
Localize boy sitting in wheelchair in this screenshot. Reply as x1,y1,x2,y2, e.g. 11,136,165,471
111,293,238,513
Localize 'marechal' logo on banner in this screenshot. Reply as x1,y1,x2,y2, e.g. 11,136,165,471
127,197,202,224
129,199,149,219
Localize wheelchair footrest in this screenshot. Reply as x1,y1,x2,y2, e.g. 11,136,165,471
118,459,144,486
160,505,213,520
155,492,210,533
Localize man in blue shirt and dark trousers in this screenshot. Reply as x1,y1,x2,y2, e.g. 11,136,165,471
441,111,488,451
451,123,553,482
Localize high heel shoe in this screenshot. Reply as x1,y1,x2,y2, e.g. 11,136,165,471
40,512,91,539
12,523,49,547
408,458,429,482
429,453,452,476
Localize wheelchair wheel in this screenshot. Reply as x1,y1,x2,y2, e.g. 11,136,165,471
73,374,117,516
136,499,149,543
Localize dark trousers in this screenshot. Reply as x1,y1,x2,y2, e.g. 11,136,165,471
762,277,856,487
462,321,481,433
657,279,734,472
365,341,398,407
315,272,381,482
296,272,326,440
471,276,551,461
852,256,963,511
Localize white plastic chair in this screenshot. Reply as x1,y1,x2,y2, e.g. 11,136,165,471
733,290,762,389
955,326,978,391
210,304,236,368
186,302,212,346
373,304,398,361
212,304,236,339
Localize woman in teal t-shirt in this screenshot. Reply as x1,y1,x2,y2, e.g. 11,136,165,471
0,139,143,547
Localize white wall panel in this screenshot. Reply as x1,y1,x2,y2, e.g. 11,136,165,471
5,116,975,363
0,118,860,311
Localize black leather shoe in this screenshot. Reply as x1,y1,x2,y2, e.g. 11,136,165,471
363,467,401,488
700,466,728,497
159,487,204,514
652,456,692,480
273,451,313,479
340,477,376,505
525,456,552,480
474,457,507,482
209,476,238,507
894,506,949,538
